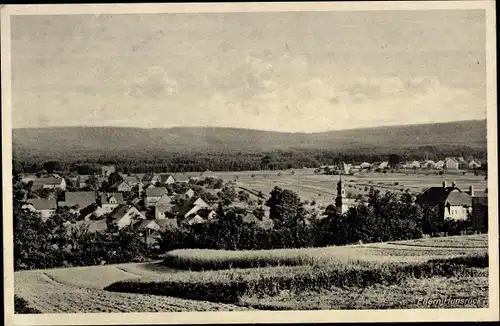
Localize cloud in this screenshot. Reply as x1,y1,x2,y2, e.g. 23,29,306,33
127,65,178,98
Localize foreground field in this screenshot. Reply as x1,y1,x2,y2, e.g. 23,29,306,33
15,235,488,313
107,253,488,306
14,263,250,313
240,271,489,310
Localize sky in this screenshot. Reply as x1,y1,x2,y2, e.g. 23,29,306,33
10,9,487,132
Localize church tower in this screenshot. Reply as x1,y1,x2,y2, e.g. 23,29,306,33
335,173,349,214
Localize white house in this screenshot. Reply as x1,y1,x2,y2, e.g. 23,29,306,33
145,187,168,208
109,205,146,229
445,158,459,170
31,177,66,191
155,194,174,219
100,192,125,213
416,181,473,221
22,198,57,220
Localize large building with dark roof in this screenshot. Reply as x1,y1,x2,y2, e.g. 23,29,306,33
416,181,474,221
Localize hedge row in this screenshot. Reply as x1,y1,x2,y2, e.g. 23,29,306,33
106,253,488,304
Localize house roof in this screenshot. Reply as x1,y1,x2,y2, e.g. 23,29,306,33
27,198,57,210
176,197,209,218
146,187,168,198
133,219,160,231
243,213,260,224
155,194,173,206
32,177,63,186
446,191,472,207
109,204,138,220
188,215,206,225
131,198,141,205
101,192,125,205
154,218,178,230
416,187,472,208
61,191,96,208
159,174,175,183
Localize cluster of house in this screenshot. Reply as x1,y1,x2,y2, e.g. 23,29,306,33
321,157,483,175
19,166,274,243
332,174,488,233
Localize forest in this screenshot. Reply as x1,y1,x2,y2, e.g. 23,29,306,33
13,145,487,174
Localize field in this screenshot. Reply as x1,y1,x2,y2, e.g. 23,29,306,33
162,234,487,271
15,234,488,312
14,262,250,313
221,169,488,207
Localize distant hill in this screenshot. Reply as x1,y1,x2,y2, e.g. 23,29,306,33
12,120,487,156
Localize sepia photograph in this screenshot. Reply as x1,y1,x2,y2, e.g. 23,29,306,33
1,2,498,325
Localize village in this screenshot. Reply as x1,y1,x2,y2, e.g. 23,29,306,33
16,153,489,247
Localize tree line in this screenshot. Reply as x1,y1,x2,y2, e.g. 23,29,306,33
13,145,487,175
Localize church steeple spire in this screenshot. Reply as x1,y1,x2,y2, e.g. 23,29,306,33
335,160,348,214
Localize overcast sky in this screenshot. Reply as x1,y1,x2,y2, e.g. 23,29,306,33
10,10,486,132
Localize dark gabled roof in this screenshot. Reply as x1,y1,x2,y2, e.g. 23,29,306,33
159,174,175,183
27,198,57,210
110,180,130,189
176,197,209,217
61,191,96,208
146,187,168,198
109,204,130,220
416,187,472,208
196,208,216,219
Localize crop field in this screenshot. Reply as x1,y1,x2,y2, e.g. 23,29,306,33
231,169,487,207
163,234,487,271
15,235,488,312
